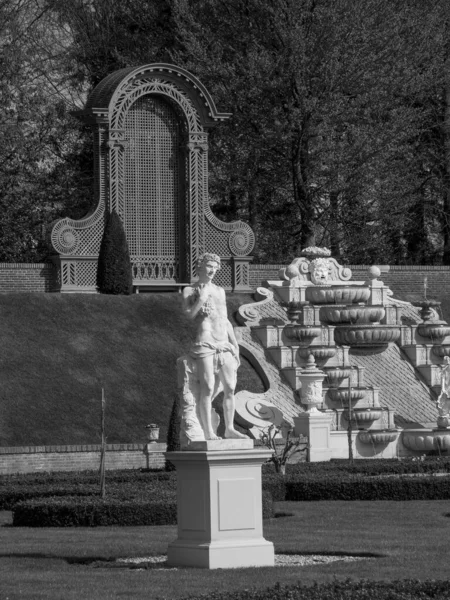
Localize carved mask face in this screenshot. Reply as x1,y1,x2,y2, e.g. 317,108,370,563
310,261,330,285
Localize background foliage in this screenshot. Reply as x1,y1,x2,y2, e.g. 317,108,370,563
2,0,450,264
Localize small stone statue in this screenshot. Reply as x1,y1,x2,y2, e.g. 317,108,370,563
437,356,450,428
178,253,247,443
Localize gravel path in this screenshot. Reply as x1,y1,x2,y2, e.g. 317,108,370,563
116,554,370,569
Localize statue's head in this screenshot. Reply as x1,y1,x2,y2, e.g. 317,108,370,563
197,253,221,279
309,258,330,285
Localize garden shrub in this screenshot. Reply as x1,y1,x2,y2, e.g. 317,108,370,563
286,474,450,501
0,470,177,510
13,488,274,526
13,493,178,527
96,209,132,294
179,578,450,600
261,490,274,519
165,393,181,471
262,472,286,502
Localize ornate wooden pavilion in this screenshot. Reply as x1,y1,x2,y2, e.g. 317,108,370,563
51,63,254,292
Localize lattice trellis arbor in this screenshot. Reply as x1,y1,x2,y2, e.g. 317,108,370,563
51,63,255,292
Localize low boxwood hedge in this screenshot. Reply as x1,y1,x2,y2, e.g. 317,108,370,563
179,578,450,600
286,473,450,501
12,489,274,527
0,470,177,510
12,494,178,527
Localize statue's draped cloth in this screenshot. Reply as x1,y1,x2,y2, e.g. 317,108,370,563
189,341,239,373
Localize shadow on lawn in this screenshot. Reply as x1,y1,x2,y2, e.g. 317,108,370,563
279,550,384,558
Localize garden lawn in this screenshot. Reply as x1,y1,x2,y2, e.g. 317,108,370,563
0,292,257,446
1,500,449,600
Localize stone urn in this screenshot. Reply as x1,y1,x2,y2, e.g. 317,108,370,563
296,354,325,412
412,300,442,322
146,424,160,443
285,301,310,323
437,415,450,429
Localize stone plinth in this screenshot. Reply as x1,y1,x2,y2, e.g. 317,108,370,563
294,411,333,461
166,446,274,569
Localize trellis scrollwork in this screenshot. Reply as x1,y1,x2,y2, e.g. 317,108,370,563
51,224,80,255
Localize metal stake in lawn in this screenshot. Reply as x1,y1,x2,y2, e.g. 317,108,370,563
99,388,106,498
347,373,354,463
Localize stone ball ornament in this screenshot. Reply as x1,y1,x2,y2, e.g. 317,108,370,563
368,265,381,280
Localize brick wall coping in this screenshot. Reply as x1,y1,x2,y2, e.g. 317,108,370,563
0,263,51,270
0,443,167,454
250,263,450,271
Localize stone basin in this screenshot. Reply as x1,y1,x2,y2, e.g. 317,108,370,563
284,325,321,345
334,324,400,349
417,323,450,342
402,429,450,452
305,285,370,305
328,387,367,404
298,347,336,361
432,345,450,358
343,408,383,423
321,305,385,324
324,367,352,388
359,429,398,444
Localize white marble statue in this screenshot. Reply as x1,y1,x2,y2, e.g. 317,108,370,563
437,356,450,418
180,253,247,442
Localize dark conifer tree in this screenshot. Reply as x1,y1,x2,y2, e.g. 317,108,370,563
97,210,133,294
165,393,181,471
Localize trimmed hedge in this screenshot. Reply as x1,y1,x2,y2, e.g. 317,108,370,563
286,474,450,501
0,470,177,510
179,579,450,600
13,495,177,527
12,489,274,527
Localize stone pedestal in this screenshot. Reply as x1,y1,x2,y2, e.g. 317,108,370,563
166,443,274,569
294,411,333,462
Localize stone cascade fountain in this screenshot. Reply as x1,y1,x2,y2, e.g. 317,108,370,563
250,247,402,459
237,246,450,459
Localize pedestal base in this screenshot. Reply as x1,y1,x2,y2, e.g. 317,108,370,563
294,411,333,462
168,538,275,569
165,448,274,569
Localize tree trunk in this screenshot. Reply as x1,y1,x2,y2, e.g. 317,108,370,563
292,124,315,250
329,190,340,256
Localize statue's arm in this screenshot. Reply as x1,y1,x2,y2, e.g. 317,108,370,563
182,286,206,320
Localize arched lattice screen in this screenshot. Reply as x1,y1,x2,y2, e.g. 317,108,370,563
124,96,184,282
50,64,255,292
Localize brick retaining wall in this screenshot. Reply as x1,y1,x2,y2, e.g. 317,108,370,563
250,263,450,301
1,262,450,301
0,263,58,293
0,443,166,475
